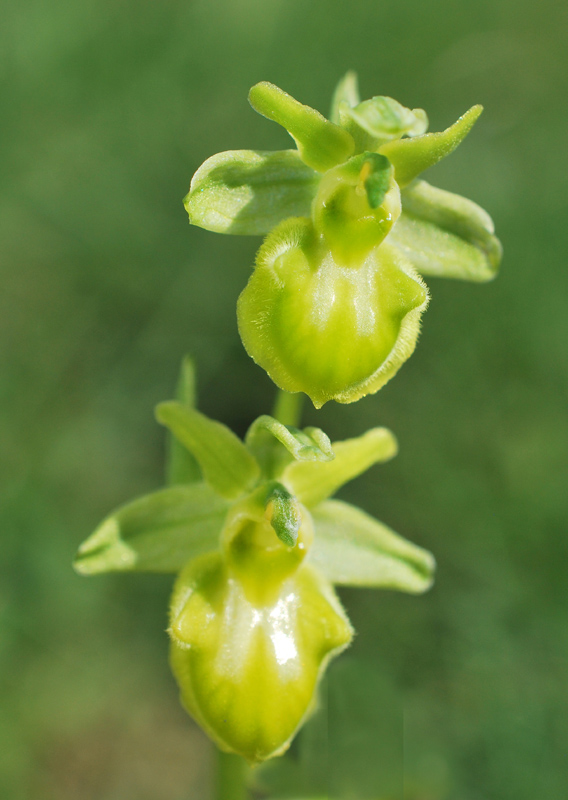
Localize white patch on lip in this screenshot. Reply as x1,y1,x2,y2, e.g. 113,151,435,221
309,253,377,336
215,584,301,675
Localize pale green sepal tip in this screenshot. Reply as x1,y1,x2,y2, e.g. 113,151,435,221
156,401,260,499
248,81,355,173
264,482,300,547
74,519,136,574
380,104,483,187
184,149,320,236
167,355,201,486
176,354,197,407
282,428,398,508
389,179,502,281
73,483,229,574
301,427,335,461
310,499,435,593
329,70,360,124
245,415,334,465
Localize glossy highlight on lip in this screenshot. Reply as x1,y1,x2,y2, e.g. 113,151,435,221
169,546,353,763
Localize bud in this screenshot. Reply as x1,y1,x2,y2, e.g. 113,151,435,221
168,492,353,763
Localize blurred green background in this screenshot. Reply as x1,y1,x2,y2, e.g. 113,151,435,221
1,0,567,797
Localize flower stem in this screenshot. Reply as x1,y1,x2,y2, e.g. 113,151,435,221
215,750,249,800
272,389,304,428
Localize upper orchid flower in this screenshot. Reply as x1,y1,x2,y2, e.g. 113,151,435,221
184,73,502,407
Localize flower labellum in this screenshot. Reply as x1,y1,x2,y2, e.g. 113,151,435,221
168,493,353,763
238,215,428,407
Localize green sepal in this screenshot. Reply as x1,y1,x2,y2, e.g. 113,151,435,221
380,105,483,187
166,355,202,485
73,483,229,574
389,179,502,281
338,96,428,153
184,149,320,235
263,481,301,547
282,428,398,508
329,70,360,124
245,415,334,478
310,499,435,593
156,401,260,499
248,82,355,173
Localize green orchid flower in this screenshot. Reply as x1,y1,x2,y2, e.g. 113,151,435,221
184,73,501,407
74,359,434,763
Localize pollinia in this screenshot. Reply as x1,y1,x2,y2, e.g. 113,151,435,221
75,73,501,770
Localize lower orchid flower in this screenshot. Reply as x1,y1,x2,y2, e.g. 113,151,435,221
75,359,435,762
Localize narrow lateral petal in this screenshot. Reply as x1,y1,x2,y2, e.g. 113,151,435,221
380,105,482,187
249,82,354,172
156,402,260,499
282,428,397,507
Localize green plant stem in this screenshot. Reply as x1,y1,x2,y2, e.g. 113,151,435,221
215,750,249,800
272,389,304,427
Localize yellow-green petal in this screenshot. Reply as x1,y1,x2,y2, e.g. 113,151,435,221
249,82,355,173
380,105,483,187
156,401,260,499
282,428,397,508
